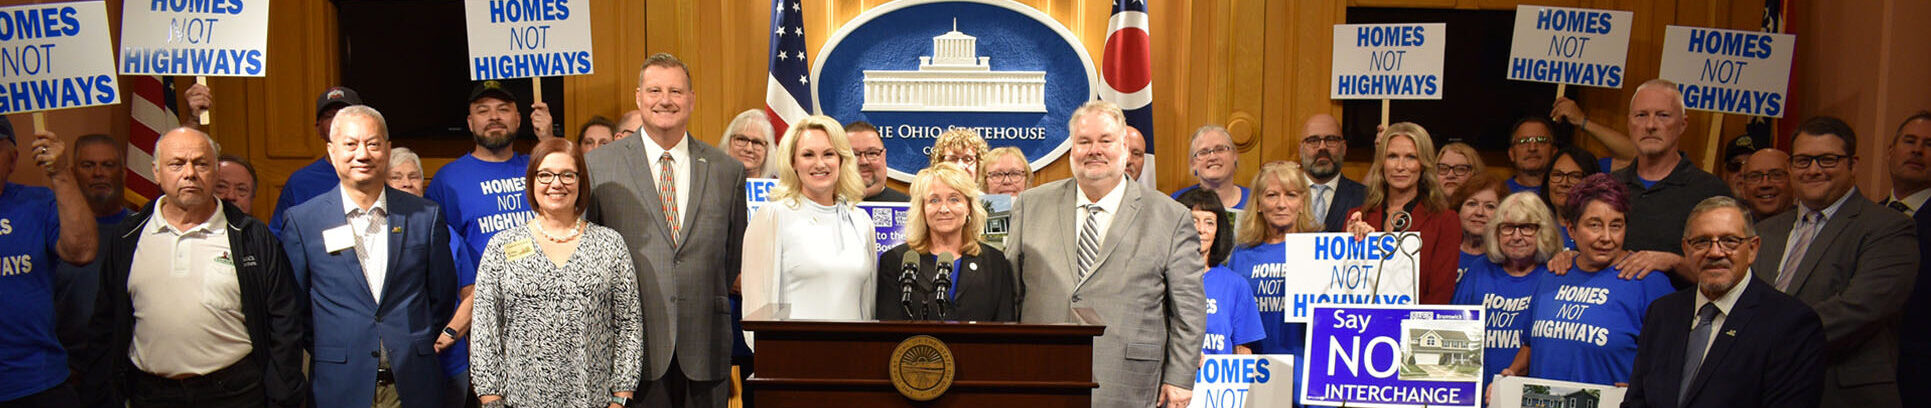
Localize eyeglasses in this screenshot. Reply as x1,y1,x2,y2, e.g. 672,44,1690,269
1192,145,1234,159
1790,154,1850,169
988,170,1027,182
535,171,579,185
1549,171,1589,184
854,148,885,161
1440,164,1474,176
616,129,636,138
1497,223,1540,237
1686,235,1754,251
730,135,767,149
1740,170,1788,184
1724,158,1748,173
1302,135,1344,147
1512,136,1552,146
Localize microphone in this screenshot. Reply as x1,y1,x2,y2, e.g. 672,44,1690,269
933,253,956,320
899,251,920,319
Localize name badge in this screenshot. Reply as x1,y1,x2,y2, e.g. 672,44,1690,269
323,225,355,254
504,239,535,262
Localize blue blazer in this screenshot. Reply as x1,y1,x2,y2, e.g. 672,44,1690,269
1320,175,1366,232
280,186,455,408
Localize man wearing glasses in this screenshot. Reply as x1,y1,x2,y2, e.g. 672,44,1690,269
846,121,908,202
1752,116,1917,408
1300,114,1366,232
1736,149,1793,220
1173,125,1246,211
1505,117,1557,194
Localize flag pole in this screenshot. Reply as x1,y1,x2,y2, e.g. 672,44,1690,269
1555,83,1566,99
1703,113,1726,172
1380,99,1391,127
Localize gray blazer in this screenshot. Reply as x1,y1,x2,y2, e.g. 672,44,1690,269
585,134,748,383
1752,189,1917,408
1006,178,1205,407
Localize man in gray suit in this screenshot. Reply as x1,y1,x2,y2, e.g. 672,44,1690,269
585,53,747,408
1006,100,1205,408
1752,116,1918,408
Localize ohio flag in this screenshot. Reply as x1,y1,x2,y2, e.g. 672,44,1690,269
1102,0,1155,187
765,0,813,139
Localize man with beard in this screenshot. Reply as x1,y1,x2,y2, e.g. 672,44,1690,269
271,87,362,236
1301,114,1366,232
423,80,539,407
846,121,906,201
1506,117,1556,193
1882,111,1931,403
1736,149,1793,220
55,134,129,353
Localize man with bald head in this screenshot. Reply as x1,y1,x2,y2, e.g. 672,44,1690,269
0,117,96,406
616,109,643,140
1301,114,1365,232
1596,79,1731,282
1125,126,1150,184
1736,148,1793,220
85,127,306,407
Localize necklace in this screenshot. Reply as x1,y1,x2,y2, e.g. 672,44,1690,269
532,218,585,243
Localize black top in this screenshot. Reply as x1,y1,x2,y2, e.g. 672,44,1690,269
873,244,1016,322
1611,157,1729,289
865,187,910,202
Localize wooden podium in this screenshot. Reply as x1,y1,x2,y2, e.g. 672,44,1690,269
743,305,1105,407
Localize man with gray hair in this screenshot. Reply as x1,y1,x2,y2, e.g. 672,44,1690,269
1172,125,1246,211
1624,196,1825,408
1006,100,1204,407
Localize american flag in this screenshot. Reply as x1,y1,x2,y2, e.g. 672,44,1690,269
125,75,178,207
765,0,813,140
1102,0,1156,187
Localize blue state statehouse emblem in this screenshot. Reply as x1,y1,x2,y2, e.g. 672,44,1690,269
812,0,1099,181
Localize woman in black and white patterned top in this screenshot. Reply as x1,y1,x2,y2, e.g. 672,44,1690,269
473,139,643,408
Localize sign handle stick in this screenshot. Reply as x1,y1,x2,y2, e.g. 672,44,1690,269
1703,113,1725,172
31,112,46,134
1380,99,1391,127
195,76,210,126
532,78,543,105
1555,83,1567,99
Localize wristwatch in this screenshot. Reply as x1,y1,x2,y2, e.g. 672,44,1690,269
442,327,461,338
609,395,630,406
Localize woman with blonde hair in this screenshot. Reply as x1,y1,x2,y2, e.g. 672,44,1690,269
982,146,1032,196
742,115,876,324
1451,192,1558,385
1224,161,1321,355
929,128,990,183
872,163,1014,321
1437,142,1486,196
1344,122,1462,304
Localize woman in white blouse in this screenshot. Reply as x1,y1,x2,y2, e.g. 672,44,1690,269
742,115,877,326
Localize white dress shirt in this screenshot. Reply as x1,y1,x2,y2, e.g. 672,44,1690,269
1074,177,1130,251
341,188,390,302
1691,271,1751,358
643,133,693,229
1888,188,1931,216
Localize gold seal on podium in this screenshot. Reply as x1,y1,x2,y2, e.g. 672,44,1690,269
888,335,955,401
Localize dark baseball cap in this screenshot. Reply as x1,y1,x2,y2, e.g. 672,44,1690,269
468,80,517,105
316,86,363,118
1725,134,1762,161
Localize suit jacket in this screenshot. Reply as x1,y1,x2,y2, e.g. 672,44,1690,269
873,244,1016,322
281,187,456,408
83,201,308,407
1898,206,1931,402
1320,175,1367,233
1624,279,1826,408
1006,179,1206,407
1752,190,1917,407
585,134,747,382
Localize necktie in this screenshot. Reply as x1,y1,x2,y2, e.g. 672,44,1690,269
658,153,680,245
1776,211,1819,292
1312,184,1331,221
1077,204,1101,281
1886,199,1913,215
1680,303,1720,401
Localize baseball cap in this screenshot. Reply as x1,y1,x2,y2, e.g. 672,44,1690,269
468,80,517,104
1724,135,1762,161
316,86,363,119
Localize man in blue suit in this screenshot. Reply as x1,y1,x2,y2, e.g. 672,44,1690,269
1301,114,1366,232
1882,111,1931,403
281,105,456,408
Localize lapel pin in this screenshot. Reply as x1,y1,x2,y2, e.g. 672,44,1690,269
1724,329,1737,336
391,226,402,234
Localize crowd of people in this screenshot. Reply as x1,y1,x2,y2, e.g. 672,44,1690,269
1,49,1926,408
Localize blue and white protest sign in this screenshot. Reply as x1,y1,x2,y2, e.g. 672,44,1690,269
1187,354,1295,408
0,1,119,114
1506,6,1632,88
747,178,908,258
464,0,594,80
1331,23,1445,100
120,0,268,76
1269,233,1422,323
1302,304,1484,408
1658,25,1795,117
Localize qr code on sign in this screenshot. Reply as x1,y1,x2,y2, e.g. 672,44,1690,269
872,208,894,226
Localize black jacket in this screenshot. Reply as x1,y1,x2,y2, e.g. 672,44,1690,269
874,244,1016,322
1624,278,1826,408
78,201,308,407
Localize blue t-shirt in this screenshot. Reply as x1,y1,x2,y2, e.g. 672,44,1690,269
1202,266,1266,355
1172,184,1250,210
439,225,477,376
270,158,342,236
1526,264,1674,385
0,183,69,400
1456,251,1485,283
1598,157,1618,174
426,153,531,375
1506,177,1542,194
1451,258,1543,383
1227,242,1299,355
1558,225,1575,250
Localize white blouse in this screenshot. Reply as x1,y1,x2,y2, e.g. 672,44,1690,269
742,197,877,332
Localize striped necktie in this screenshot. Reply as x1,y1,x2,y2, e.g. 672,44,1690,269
1077,204,1102,281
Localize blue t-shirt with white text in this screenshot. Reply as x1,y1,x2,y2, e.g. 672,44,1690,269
1451,258,1543,383
0,183,69,400
425,154,532,375
1526,264,1673,385
1228,242,1299,355
1456,251,1485,283
1202,266,1266,355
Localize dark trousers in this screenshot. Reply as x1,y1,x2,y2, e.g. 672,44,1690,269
127,356,267,408
635,357,729,408
0,383,80,408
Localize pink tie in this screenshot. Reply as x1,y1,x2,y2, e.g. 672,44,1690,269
1776,211,1819,291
